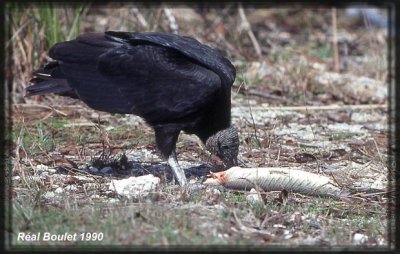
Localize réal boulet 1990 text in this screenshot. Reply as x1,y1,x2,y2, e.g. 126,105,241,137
17,232,104,241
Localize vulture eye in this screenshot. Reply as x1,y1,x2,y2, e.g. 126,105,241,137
218,142,231,151
220,144,230,150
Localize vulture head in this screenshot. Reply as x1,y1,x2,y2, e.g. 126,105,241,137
206,126,239,168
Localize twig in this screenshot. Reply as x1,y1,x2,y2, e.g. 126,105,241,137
179,133,205,149
243,82,262,149
372,138,385,166
6,20,31,48
131,7,149,29
248,104,388,111
215,30,239,55
63,122,96,128
361,9,372,30
13,103,69,116
332,8,340,72
275,147,281,164
163,8,179,34
233,85,284,101
238,3,262,58
15,30,28,67
15,103,387,116
14,103,83,110
151,8,163,32
232,209,272,235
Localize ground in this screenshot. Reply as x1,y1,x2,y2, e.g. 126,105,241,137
5,4,392,249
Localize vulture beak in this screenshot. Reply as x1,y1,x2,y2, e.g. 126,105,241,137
221,148,239,169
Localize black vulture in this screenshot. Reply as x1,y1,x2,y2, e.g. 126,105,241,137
26,31,239,186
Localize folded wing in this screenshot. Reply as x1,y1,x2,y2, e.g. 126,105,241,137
47,32,227,123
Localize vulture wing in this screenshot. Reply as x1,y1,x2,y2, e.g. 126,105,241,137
48,32,232,124
104,31,236,86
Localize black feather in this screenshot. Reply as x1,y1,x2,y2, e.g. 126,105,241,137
26,31,237,181
25,79,71,96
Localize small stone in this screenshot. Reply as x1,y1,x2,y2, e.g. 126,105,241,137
283,230,293,240
36,164,48,171
371,175,387,190
109,174,160,199
79,164,88,170
54,187,64,194
246,188,263,206
65,185,78,191
206,188,221,195
311,62,326,71
108,198,119,203
302,236,318,245
89,166,99,173
43,191,55,199
313,72,387,103
32,176,44,182
74,175,93,182
353,233,368,245
36,164,56,174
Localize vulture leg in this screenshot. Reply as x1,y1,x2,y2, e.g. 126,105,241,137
167,150,187,186
168,150,206,192
155,127,187,186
